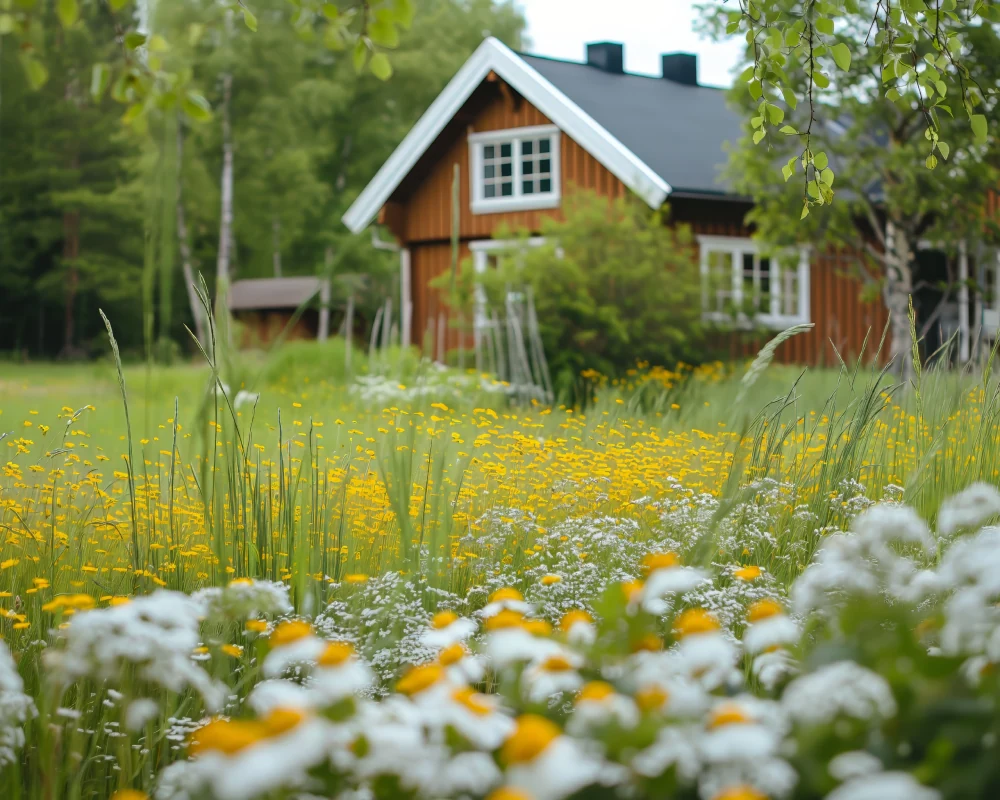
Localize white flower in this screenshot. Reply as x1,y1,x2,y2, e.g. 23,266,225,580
503,722,607,800
234,390,259,409
486,626,561,670
631,724,701,781
194,579,291,621
263,635,327,677
248,680,312,715
852,504,933,550
478,588,533,619
827,750,883,781
0,641,35,769
752,649,798,691
422,751,502,795
824,771,940,800
420,611,478,649
743,614,800,655
566,682,639,735
410,681,515,750
125,698,160,732
43,591,225,711
782,661,896,726
521,652,584,703
937,483,1000,537
669,633,739,691
640,566,710,615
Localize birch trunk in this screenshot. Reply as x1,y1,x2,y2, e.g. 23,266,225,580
176,126,207,347
272,218,282,277
216,72,234,293
883,218,915,378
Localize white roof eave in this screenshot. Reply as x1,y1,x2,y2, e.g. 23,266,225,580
341,37,671,234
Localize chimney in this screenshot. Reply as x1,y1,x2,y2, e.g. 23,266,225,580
586,42,624,74
662,52,698,86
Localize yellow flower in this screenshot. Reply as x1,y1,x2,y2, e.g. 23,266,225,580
708,702,751,729
317,641,354,667
712,787,768,800
673,608,721,638
396,664,443,696
110,791,149,800
269,620,313,647
734,565,762,581
500,714,560,764
489,587,524,603
452,686,493,716
540,574,562,586
559,609,593,631
344,574,368,584
747,599,784,624
576,681,615,703
431,610,458,629
484,610,524,631
522,619,553,637
246,619,268,633
1,558,19,570
642,551,680,574
635,685,669,712
438,643,467,666
42,594,95,614
221,644,243,658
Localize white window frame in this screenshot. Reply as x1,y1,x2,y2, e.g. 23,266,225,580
469,125,561,215
697,235,811,330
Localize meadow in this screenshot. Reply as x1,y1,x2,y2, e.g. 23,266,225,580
5,337,1000,800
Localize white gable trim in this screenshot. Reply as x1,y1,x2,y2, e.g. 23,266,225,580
341,37,671,234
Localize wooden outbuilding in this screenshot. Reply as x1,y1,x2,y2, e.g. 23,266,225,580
228,276,331,349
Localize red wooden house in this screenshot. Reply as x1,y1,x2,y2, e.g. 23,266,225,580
342,37,896,365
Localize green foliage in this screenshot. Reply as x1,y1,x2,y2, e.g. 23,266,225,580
459,192,710,393
706,0,1000,206
0,0,525,358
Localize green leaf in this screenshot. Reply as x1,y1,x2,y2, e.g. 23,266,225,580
815,17,835,34
820,167,835,186
148,34,169,52
972,114,988,143
242,9,257,32
19,54,48,90
0,14,14,34
748,79,762,100
726,20,740,34
370,52,393,81
393,0,415,28
831,42,851,71
781,86,798,110
90,63,111,100
352,39,368,73
369,18,399,48
752,129,766,144
813,151,829,169
751,115,764,129
938,141,950,160
56,0,78,28
182,91,213,122
767,105,784,124
925,153,938,169
124,32,146,50
122,102,144,125
813,71,830,89
782,163,794,182
801,203,810,220
109,0,131,10
779,125,798,134
322,2,339,20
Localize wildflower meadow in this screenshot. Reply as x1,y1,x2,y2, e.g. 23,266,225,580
5,328,1000,800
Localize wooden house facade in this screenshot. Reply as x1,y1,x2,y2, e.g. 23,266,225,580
343,38,899,366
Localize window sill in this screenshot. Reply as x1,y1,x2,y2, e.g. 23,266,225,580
703,312,811,331
471,194,560,215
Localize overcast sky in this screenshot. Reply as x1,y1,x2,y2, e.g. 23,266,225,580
513,0,746,88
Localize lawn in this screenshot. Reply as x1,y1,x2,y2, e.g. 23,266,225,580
4,344,1000,799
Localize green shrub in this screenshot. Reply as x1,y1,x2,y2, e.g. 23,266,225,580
468,192,710,395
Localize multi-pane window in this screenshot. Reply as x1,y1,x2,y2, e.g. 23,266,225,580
470,125,560,214
698,235,810,328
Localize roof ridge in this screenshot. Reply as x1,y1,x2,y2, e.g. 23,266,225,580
517,49,732,92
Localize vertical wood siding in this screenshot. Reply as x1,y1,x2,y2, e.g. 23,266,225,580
392,81,889,367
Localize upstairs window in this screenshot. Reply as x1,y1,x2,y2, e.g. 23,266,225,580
698,235,810,329
469,125,560,214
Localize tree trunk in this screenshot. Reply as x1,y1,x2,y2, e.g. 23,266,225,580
883,218,916,378
177,125,207,347
272,218,282,277
216,72,234,293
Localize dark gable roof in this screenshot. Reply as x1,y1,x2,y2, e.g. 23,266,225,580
519,53,744,196
228,277,325,311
